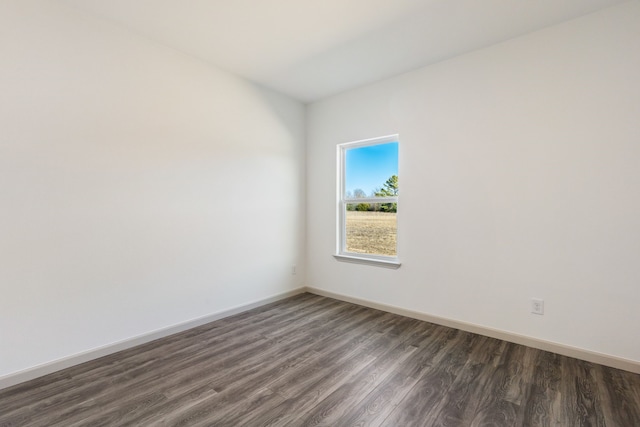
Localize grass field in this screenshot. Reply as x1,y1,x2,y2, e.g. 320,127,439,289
345,211,397,256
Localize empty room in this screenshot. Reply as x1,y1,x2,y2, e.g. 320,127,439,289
1,0,639,425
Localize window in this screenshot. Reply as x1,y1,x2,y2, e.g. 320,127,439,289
335,135,400,268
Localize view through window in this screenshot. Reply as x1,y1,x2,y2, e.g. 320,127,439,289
338,136,399,262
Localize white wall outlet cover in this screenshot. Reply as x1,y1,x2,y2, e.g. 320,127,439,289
531,298,544,315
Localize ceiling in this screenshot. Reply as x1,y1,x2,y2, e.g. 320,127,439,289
60,0,629,103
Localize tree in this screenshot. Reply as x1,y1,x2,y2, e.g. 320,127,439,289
375,175,398,197
353,188,367,198
374,175,398,212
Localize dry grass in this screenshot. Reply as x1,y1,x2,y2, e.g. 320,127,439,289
345,211,397,256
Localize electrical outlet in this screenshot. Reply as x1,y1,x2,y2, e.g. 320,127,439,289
531,298,544,315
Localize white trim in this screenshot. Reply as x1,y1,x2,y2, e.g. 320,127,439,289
339,134,399,149
304,286,640,375
3,285,637,391
333,254,401,268
343,196,397,204
337,135,400,263
0,287,306,391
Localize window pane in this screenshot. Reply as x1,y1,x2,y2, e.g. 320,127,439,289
345,142,398,198
345,208,397,257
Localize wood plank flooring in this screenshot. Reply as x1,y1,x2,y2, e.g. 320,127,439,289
1,293,639,426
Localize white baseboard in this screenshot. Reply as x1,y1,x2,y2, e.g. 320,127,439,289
3,285,636,391
0,287,306,391
305,286,640,375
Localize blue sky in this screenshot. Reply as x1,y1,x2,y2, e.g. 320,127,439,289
345,142,398,196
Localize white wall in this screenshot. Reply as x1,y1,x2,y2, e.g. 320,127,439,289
307,2,640,363
0,0,305,379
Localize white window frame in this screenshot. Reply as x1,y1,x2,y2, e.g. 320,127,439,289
334,134,401,268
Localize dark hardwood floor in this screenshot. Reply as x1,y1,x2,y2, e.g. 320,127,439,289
1,292,639,426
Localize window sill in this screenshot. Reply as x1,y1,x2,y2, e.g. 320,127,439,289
333,254,401,269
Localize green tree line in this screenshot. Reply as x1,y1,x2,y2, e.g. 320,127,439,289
347,175,398,213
